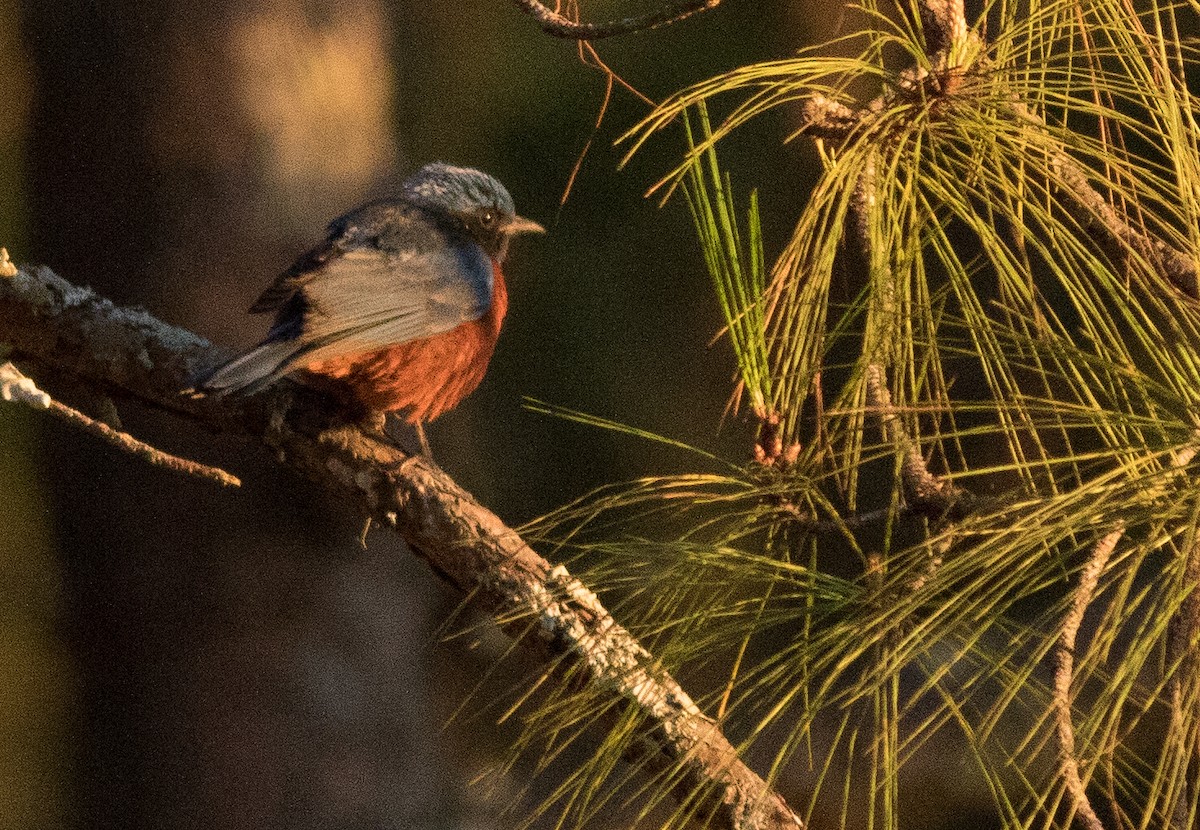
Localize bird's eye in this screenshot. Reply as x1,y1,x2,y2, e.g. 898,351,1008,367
479,209,497,227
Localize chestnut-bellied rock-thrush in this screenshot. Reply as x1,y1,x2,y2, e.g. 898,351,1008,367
194,163,543,440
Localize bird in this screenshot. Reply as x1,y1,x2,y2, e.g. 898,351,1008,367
192,162,543,453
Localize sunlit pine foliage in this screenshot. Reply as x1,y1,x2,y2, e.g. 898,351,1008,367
501,2,1200,829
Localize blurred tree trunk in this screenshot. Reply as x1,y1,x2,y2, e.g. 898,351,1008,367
22,2,462,827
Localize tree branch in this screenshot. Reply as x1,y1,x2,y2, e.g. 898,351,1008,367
1054,526,1122,830
512,0,721,40
0,360,241,487
917,0,966,57
796,94,868,143
1164,444,1200,829
0,262,803,830
1051,148,1199,298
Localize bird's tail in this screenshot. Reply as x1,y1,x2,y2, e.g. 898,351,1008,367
190,340,300,397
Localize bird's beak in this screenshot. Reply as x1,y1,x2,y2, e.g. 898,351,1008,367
506,215,545,235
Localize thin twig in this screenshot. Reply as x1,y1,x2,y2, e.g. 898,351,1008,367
0,360,240,488
512,0,721,40
46,398,241,488
1054,526,1122,830
559,26,656,206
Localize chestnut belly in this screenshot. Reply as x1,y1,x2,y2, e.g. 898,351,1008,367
302,321,498,423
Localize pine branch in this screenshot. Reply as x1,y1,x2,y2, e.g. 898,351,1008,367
0,262,803,830
1054,526,1123,830
793,27,1199,301
1050,146,1199,298
864,364,965,521
1164,444,1200,829
917,0,966,57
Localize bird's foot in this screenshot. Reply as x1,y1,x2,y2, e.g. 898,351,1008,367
367,412,432,458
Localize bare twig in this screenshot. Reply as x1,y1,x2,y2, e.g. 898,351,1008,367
560,42,655,207
48,398,241,488
0,263,803,830
512,0,721,40
0,360,240,487
1054,526,1122,830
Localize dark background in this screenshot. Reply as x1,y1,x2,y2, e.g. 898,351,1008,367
0,2,962,828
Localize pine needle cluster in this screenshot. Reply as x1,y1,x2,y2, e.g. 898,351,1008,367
507,2,1200,827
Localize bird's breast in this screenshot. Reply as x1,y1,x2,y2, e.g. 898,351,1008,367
302,261,508,422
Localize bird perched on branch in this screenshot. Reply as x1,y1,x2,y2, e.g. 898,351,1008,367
193,162,543,452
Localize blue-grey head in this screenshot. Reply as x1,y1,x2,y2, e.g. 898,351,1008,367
402,162,544,261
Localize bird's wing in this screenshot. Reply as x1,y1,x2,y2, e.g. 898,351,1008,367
287,241,493,367
197,204,493,395
248,237,341,314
